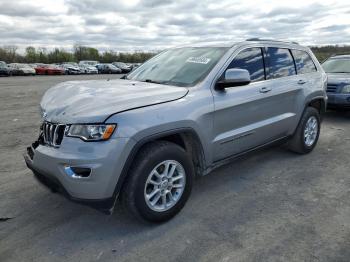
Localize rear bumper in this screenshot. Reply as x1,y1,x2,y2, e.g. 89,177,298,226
327,93,350,108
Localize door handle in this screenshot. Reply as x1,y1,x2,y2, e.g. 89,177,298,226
298,80,307,85
259,87,272,93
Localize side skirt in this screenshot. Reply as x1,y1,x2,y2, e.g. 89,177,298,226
203,136,291,176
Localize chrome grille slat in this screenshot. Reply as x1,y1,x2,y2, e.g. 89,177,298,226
41,122,65,147
49,125,53,145
45,124,49,143
52,125,58,146
42,123,46,143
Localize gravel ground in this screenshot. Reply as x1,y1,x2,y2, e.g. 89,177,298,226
0,75,350,262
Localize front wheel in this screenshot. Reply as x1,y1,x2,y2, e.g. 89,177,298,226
121,141,194,223
287,107,321,154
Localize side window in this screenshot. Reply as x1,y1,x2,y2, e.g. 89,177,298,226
291,49,317,74
226,48,265,82
266,47,296,79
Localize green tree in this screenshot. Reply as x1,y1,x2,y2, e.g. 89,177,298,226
25,46,37,63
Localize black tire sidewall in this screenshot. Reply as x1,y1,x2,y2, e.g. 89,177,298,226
128,142,194,222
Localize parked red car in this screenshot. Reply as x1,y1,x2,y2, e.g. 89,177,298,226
35,64,65,75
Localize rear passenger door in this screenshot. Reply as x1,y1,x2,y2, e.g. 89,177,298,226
264,47,307,135
290,49,319,107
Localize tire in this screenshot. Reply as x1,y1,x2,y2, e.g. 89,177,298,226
287,107,321,154
121,141,194,223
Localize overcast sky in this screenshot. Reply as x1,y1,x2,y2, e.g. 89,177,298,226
0,0,349,52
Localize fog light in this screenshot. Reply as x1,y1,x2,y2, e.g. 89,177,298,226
64,166,91,178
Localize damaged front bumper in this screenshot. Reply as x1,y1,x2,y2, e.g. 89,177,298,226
23,135,135,214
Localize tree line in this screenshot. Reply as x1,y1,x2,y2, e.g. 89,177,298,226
0,45,157,64
0,44,349,64
310,45,350,62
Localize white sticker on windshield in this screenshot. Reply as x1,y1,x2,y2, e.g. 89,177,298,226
186,57,211,64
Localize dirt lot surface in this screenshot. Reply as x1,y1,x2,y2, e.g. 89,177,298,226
1,75,350,262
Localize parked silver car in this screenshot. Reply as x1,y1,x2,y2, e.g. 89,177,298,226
24,39,327,222
61,63,82,75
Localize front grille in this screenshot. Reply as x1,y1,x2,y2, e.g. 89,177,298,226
41,122,66,147
327,84,338,93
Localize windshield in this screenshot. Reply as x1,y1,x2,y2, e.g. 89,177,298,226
322,58,350,73
82,61,98,66
127,47,229,87
107,64,118,69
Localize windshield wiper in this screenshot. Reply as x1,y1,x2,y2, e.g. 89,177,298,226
144,79,163,84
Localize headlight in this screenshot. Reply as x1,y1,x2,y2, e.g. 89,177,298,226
66,124,116,141
341,85,350,94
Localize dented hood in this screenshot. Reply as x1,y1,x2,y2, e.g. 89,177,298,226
40,79,188,123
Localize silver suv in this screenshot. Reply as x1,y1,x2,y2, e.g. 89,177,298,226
24,39,327,222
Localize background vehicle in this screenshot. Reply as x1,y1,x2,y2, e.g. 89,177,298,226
7,63,22,76
96,63,122,74
35,64,65,75
0,61,12,76
25,40,327,223
79,64,98,74
61,63,81,75
8,63,36,76
322,55,350,109
112,62,132,73
131,63,142,70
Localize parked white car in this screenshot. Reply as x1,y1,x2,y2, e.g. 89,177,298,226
79,64,98,74
8,63,36,76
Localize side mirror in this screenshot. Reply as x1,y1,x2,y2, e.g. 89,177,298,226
215,68,251,90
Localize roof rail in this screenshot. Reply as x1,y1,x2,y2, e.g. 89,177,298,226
245,38,299,45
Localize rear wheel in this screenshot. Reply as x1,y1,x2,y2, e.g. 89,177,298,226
122,141,194,223
287,107,320,154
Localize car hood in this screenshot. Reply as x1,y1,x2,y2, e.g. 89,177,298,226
327,73,350,85
40,79,188,123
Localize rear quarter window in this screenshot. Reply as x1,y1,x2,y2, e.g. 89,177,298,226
266,47,296,79
291,49,317,74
